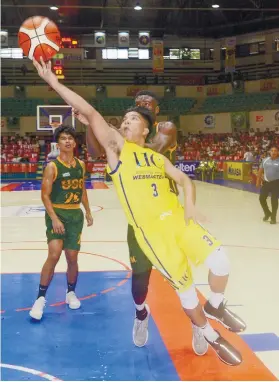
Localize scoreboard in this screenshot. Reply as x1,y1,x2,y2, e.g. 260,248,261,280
52,53,65,80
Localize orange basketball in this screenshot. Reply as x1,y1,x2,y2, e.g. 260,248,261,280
18,16,61,61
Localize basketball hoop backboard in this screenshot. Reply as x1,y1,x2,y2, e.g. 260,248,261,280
37,105,75,132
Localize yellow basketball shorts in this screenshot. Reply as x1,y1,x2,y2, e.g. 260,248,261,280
134,209,221,292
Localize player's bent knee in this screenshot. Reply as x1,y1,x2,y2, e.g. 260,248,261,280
177,284,200,310
205,246,230,276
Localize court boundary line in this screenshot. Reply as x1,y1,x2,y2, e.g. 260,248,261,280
0,363,62,381
1,250,131,314
1,241,279,251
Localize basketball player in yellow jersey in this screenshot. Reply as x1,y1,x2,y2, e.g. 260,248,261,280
34,57,246,366
29,125,93,321
75,90,192,349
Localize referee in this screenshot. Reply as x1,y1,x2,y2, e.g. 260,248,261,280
257,146,279,224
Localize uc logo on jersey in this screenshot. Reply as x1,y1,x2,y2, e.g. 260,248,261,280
134,152,164,169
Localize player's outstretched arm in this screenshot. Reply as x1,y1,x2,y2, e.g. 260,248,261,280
73,109,104,158
33,58,124,160
145,121,177,154
41,162,65,234
163,157,203,225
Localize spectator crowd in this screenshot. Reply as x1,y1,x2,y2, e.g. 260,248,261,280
1,127,279,166
176,127,279,163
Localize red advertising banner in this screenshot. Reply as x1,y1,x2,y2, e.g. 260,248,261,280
126,86,146,97
92,162,106,176
256,115,264,122
152,40,164,73
178,75,204,86
260,79,278,92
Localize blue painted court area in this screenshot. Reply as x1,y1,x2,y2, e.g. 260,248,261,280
1,272,179,381
240,333,279,352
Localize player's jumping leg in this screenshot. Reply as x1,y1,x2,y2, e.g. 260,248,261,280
178,285,242,366
29,239,63,320
128,224,152,347
203,247,246,332
65,249,81,309
132,270,152,347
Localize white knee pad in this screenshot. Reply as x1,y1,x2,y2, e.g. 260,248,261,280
205,246,230,276
177,284,199,310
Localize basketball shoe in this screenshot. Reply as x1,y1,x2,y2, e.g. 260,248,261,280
192,323,208,356
133,304,150,347
29,296,46,320
66,291,81,309
205,331,242,366
204,300,246,332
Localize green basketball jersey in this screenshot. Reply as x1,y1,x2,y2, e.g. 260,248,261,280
50,157,85,209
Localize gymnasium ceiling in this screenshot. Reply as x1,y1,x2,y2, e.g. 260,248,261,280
1,0,279,38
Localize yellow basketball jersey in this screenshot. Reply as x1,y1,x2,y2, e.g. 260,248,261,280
107,141,181,228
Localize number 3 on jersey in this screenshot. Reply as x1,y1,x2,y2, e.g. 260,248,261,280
151,183,158,197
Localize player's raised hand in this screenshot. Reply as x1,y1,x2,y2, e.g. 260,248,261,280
73,109,90,126
33,57,57,85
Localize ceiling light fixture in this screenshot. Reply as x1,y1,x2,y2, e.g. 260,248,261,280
134,2,142,10
212,4,220,8
50,6,59,10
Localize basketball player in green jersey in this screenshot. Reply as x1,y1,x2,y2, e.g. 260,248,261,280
29,126,93,320
77,90,197,347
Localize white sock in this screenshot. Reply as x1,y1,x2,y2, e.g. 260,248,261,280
135,302,145,311
209,291,224,309
201,321,219,342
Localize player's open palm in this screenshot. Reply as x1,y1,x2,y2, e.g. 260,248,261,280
33,57,57,85
184,203,207,225
52,217,65,235
73,109,90,126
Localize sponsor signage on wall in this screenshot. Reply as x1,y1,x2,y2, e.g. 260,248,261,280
126,86,146,96
260,79,278,92
225,36,236,73
91,163,106,179
94,31,106,47
0,30,8,47
250,110,279,130
178,75,204,86
256,115,264,122
175,161,200,178
152,40,164,73
138,31,150,48
227,162,243,180
206,84,225,96
204,115,215,129
118,31,129,47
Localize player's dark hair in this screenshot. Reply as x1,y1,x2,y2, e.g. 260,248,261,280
135,90,160,104
125,106,155,139
270,145,279,151
54,125,76,142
